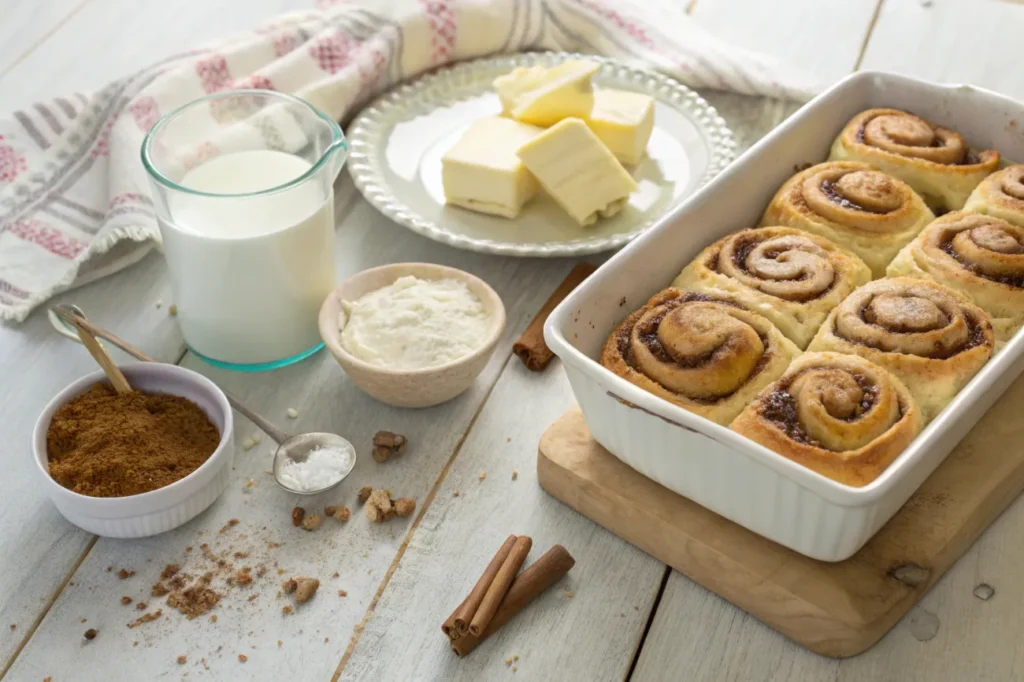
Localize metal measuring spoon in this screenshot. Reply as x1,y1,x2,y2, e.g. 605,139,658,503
49,304,357,495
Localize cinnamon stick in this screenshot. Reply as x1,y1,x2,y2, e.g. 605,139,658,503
512,263,597,371
450,535,518,635
451,545,576,658
468,535,532,636
441,596,466,641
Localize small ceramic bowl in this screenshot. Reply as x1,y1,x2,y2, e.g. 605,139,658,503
33,363,235,538
318,263,506,408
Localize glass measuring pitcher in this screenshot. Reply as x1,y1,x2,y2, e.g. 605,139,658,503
142,90,347,371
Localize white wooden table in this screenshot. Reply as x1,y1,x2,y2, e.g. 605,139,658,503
3,1,1024,680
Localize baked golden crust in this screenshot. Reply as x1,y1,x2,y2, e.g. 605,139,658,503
672,226,871,349
600,288,800,426
829,108,998,213
730,352,923,487
761,161,934,277
963,164,1024,228
807,277,994,422
887,211,1024,346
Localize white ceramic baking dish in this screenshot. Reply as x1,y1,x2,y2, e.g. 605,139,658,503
545,71,1024,562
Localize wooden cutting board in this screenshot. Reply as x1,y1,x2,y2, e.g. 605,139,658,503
537,374,1024,658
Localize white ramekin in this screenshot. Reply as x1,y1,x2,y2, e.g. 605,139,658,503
318,262,506,408
545,71,1024,561
33,363,235,538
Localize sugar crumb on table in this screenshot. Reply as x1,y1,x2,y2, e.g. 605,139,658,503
177,655,187,665
84,628,97,640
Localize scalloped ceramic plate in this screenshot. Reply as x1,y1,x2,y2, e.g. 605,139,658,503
347,53,736,257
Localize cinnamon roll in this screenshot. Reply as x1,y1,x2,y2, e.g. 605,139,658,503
829,108,999,213
761,161,934,277
730,352,923,487
807,277,994,422
672,227,871,349
963,164,1024,228
887,212,1024,345
602,289,800,425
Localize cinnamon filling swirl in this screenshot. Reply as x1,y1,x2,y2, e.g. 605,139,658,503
617,295,772,403
717,234,837,302
800,167,910,231
856,111,973,165
937,218,1024,287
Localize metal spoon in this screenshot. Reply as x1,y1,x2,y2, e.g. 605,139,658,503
49,304,356,495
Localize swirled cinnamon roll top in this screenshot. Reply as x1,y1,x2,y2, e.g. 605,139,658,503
887,211,1024,344
964,164,1024,228
601,289,800,425
808,277,994,422
830,108,999,212
762,161,934,276
731,352,922,487
673,226,871,348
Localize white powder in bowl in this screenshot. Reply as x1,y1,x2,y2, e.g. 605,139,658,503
278,443,355,492
339,275,491,370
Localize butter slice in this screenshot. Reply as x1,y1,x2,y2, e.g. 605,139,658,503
517,118,639,226
493,60,600,127
441,116,543,219
584,89,655,166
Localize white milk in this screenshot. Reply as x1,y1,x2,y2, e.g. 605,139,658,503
159,150,336,366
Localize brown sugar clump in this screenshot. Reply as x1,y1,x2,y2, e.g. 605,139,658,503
324,506,338,517
394,498,416,518
233,568,253,586
161,564,180,580
291,507,305,527
238,654,247,663
372,431,408,462
136,601,148,611
282,576,319,603
281,605,294,615
84,628,97,640
301,513,322,531
128,610,162,628
151,583,169,597
117,569,135,580
334,506,351,522
167,583,222,619
120,596,132,606
365,489,394,523
357,485,373,503
45,383,220,497
177,655,187,665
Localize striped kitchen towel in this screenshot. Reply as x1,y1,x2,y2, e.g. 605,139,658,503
0,0,817,323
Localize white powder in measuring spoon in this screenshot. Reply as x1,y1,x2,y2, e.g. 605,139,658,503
278,443,355,492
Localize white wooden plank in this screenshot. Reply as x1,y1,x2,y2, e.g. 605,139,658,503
860,0,1024,101
3,184,598,681
690,0,880,85
0,253,183,670
0,0,88,79
340,362,665,682
0,0,301,102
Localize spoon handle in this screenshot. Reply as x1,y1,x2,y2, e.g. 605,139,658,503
71,320,134,394
50,305,291,445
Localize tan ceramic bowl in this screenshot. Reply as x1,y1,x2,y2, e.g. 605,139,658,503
318,263,506,408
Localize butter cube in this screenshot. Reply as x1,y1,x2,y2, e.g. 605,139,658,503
517,118,639,226
493,60,600,127
441,116,543,219
584,90,655,166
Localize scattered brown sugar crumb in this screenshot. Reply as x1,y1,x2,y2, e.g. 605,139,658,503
512,666,518,672
151,582,170,597
301,513,322,531
8,624,14,630
281,605,294,615
219,518,239,533
45,384,220,497
267,542,281,549
372,431,408,462
169,304,178,316
277,640,283,647
291,507,305,527
513,654,519,661
282,576,319,603
117,569,135,579
453,491,460,497
247,594,258,602
238,654,247,663
324,637,329,643
365,489,394,523
107,566,113,572
233,551,249,559
120,596,132,606
128,610,162,628
209,614,218,624
161,564,180,580
324,505,338,517
80,618,87,623
357,485,373,503
185,545,192,552
84,628,97,640
394,498,416,518
479,472,486,481
512,470,518,480
565,591,574,598
136,601,148,611
177,655,187,665
167,583,222,619
332,572,340,578
334,506,350,522
337,589,347,597
233,568,253,586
